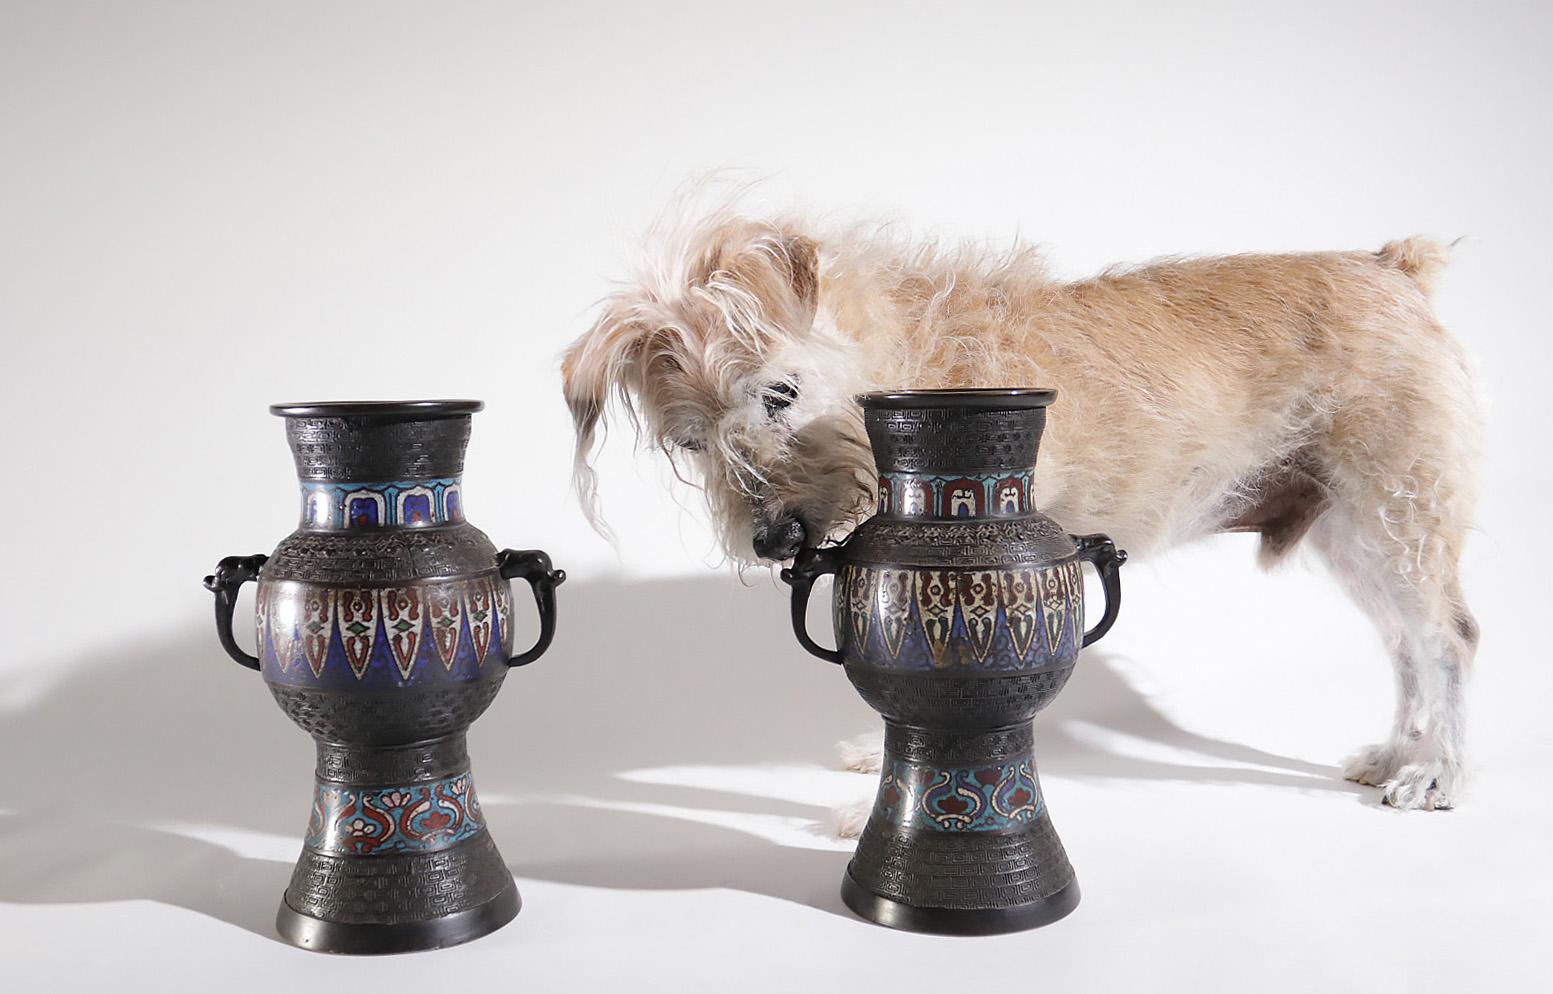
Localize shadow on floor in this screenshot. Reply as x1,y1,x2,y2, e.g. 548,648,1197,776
0,573,1359,936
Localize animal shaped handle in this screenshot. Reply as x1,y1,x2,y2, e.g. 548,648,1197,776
203,554,270,671
780,547,845,664
496,549,567,667
1071,534,1127,647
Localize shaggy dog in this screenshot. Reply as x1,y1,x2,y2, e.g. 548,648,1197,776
561,204,1481,812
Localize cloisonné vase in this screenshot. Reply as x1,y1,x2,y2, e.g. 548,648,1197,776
204,400,566,954
782,389,1126,934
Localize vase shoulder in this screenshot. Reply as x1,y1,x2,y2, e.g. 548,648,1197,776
262,523,500,585
841,513,1076,570
253,524,510,692
828,512,1088,684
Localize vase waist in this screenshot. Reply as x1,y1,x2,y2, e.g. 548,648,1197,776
872,723,1043,834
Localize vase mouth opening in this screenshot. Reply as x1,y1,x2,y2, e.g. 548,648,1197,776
858,388,1057,411
270,400,484,420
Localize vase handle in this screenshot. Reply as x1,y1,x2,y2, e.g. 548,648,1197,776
1072,534,1127,648
203,554,269,671
497,549,567,667
779,548,845,665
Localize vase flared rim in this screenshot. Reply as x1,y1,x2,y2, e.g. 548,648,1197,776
858,388,1057,410
269,400,485,419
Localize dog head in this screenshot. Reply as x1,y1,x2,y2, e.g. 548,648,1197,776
562,214,874,564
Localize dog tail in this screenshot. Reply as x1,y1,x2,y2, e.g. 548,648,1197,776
1376,236,1453,296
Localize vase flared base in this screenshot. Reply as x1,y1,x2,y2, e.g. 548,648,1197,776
275,879,519,954
841,871,1079,935
277,736,520,955
841,721,1081,933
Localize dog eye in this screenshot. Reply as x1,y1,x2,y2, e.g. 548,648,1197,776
671,436,703,452
763,381,798,418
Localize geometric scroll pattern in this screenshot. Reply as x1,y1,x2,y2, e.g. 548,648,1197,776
303,772,484,856
255,575,511,689
837,560,1086,672
874,760,1043,832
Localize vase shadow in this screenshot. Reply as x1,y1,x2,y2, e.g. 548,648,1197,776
0,815,293,941
0,573,1362,937
493,802,854,914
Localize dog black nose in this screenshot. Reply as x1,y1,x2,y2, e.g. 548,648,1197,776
752,516,806,561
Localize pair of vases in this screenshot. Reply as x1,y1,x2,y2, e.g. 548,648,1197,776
206,391,1125,953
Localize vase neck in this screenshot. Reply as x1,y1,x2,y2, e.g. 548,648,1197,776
861,397,1048,522
279,411,474,532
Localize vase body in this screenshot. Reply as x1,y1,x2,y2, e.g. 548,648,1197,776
783,389,1125,934
205,400,564,954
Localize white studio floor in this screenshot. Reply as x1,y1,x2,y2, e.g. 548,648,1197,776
3,533,1546,993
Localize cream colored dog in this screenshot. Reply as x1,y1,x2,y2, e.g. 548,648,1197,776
562,204,1480,812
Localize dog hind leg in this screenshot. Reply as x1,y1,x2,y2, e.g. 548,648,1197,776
1306,464,1477,810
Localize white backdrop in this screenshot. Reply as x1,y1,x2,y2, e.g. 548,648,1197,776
2,2,1549,991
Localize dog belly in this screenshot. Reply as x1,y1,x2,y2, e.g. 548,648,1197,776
1215,454,1332,560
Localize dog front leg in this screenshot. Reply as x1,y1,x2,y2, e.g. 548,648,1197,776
836,730,885,773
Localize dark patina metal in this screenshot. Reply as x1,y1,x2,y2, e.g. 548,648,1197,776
782,388,1125,935
204,400,565,954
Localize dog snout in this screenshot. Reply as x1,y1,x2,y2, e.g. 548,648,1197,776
752,515,806,561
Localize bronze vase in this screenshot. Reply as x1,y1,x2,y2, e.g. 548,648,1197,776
204,400,565,954
782,389,1126,934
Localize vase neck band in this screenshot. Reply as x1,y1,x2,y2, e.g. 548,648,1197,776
298,475,465,530
875,467,1036,520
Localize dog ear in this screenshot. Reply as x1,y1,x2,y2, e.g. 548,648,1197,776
782,234,820,318
560,304,655,535
725,230,818,332
692,221,821,341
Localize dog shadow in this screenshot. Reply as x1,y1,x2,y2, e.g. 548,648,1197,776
1041,653,1357,794
0,573,1356,938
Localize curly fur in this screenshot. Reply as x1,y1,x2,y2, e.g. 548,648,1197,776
562,200,1482,813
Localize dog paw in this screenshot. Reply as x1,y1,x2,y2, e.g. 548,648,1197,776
831,798,872,839
836,731,884,773
1342,743,1402,786
1380,763,1454,811
1344,744,1456,810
